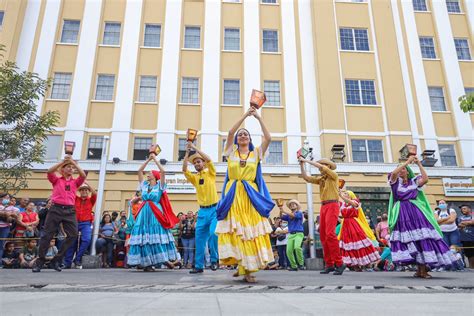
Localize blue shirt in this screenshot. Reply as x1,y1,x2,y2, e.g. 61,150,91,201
281,211,304,233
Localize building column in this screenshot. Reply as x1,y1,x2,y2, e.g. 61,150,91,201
15,0,41,72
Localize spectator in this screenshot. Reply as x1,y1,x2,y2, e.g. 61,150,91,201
2,242,20,269
111,212,119,225
0,193,19,265
96,214,116,268
45,239,58,267
269,217,278,250
180,211,196,269
38,198,52,232
374,239,394,271
435,200,460,247
17,197,29,213
375,213,390,242
116,216,127,248
15,201,39,238
19,239,38,268
115,211,126,227
275,220,289,269
302,211,310,259
458,204,474,269
9,197,17,208
64,183,96,269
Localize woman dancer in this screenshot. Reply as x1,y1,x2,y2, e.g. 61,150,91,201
388,156,456,278
128,153,180,271
338,190,380,270
216,107,275,283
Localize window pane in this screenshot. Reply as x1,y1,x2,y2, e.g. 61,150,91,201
454,39,471,60
360,80,376,105
60,20,80,43
340,28,354,50
224,28,240,51
446,0,461,13
439,144,457,166
138,76,157,102
351,140,367,162
51,73,72,99
465,87,474,96
87,136,104,159
95,74,115,100
354,29,369,51
184,26,201,49
267,141,283,164
419,37,436,59
103,22,121,45
345,80,361,104
144,24,161,47
181,78,199,103
0,11,4,26
223,79,240,105
367,140,384,163
413,0,427,11
264,80,281,106
262,0,277,3
428,87,446,111
134,137,152,150
263,30,278,52
44,135,62,160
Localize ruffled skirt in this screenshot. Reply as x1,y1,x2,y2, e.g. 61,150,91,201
339,218,380,266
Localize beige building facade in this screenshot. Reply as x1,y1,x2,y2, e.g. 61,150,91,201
0,0,473,218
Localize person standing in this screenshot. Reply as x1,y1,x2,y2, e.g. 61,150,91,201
274,219,289,269
298,157,345,275
183,142,219,274
375,213,390,242
458,204,474,269
180,211,196,269
33,155,87,272
15,201,39,238
0,194,19,266
216,107,275,283
388,156,456,278
435,200,461,248
64,182,97,269
279,200,305,271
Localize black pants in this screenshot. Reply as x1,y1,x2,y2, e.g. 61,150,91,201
38,204,78,263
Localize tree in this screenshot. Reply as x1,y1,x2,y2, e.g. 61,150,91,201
459,93,474,113
0,45,59,194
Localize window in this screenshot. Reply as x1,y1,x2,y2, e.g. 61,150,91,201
266,141,283,164
419,37,436,59
138,76,157,102
95,74,115,101
224,28,240,51
181,77,199,104
44,135,62,160
465,87,474,95
0,11,4,27
264,80,281,106
340,28,369,51
178,138,187,161
144,24,161,47
345,79,376,105
60,20,80,43
103,22,121,45
439,144,457,166
446,0,461,13
133,137,153,160
351,139,384,163
87,136,104,159
262,30,278,52
412,0,427,11
223,79,240,105
50,73,72,99
224,0,241,2
428,87,446,111
454,39,471,60
222,139,228,162
261,0,277,3
184,26,201,49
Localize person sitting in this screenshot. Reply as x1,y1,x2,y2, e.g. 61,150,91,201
2,242,20,269
19,239,38,268
45,239,59,268
95,214,117,268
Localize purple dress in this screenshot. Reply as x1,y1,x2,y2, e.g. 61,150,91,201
389,175,456,267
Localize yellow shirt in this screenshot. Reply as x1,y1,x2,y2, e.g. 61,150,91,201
309,166,339,201
184,161,219,207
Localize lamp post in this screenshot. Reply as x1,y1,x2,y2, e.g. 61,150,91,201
90,135,109,255
303,139,316,259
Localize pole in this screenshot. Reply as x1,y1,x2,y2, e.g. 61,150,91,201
90,135,109,255
304,139,316,259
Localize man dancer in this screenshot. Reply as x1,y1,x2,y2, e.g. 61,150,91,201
64,182,97,269
183,142,219,274
298,157,345,275
33,155,87,272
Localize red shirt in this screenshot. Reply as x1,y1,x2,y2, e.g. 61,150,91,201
47,173,86,206
75,194,97,222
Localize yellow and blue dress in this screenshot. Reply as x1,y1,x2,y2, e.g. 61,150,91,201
216,145,274,275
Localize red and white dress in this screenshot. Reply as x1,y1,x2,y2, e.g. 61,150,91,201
339,200,380,266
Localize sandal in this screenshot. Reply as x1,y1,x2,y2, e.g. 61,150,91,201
244,275,257,283
232,271,240,278
420,272,433,279
413,272,422,278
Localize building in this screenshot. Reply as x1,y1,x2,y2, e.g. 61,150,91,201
0,0,473,218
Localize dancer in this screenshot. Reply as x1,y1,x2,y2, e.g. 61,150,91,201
299,157,345,275
33,155,87,272
388,156,456,278
183,142,219,274
216,107,275,283
337,190,380,270
127,153,180,271
279,199,305,271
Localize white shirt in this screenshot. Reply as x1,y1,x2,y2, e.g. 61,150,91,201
438,208,458,233
275,227,288,246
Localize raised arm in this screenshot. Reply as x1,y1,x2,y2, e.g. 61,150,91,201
298,158,315,183
251,109,271,155
68,157,87,179
189,142,212,162
390,156,415,183
182,143,191,173
138,156,152,183
47,159,67,174
339,190,358,208
225,108,252,154
414,157,428,186
151,155,166,187
279,206,295,219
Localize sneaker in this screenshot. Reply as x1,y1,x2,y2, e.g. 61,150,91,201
32,261,44,273
210,263,218,271
74,263,83,270
333,264,346,275
287,267,298,272
189,268,204,274
298,265,306,271
320,266,335,274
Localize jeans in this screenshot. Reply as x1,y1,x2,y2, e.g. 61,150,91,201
0,226,10,267
182,237,195,265
442,229,461,247
96,237,114,266
194,206,218,269
277,245,289,268
64,221,92,267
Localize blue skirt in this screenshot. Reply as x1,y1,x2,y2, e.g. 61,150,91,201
128,202,180,267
